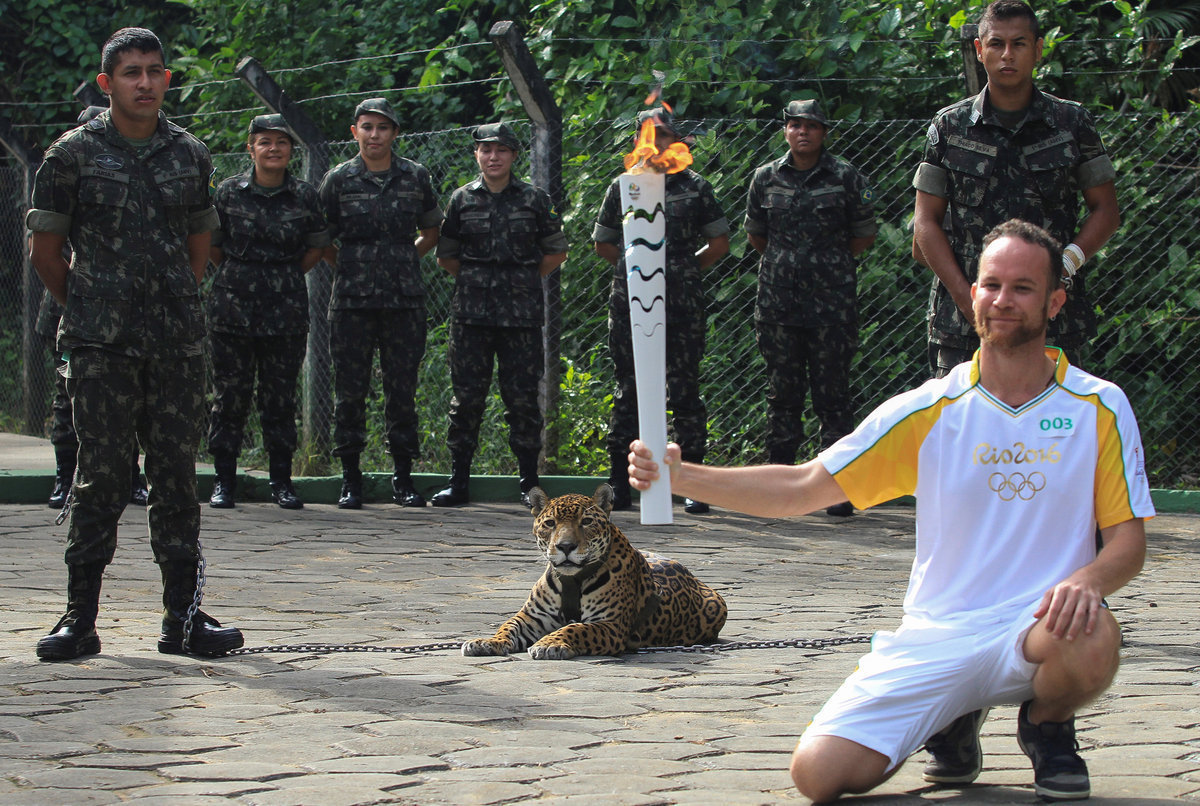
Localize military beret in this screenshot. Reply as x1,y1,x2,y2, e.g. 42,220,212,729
783,99,833,127
353,97,400,128
249,113,294,139
473,122,520,151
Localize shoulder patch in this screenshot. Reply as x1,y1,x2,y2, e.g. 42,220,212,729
861,187,874,203
926,123,940,147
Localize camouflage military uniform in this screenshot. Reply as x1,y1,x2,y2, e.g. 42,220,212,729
35,292,75,453
437,175,567,458
913,87,1115,372
207,168,329,460
745,150,876,459
25,109,219,567
318,154,442,461
593,169,729,461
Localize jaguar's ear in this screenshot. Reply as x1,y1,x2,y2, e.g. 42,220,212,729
594,483,614,515
528,487,549,516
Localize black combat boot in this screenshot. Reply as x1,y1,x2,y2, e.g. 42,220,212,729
517,451,541,508
36,563,105,661
608,450,632,511
268,454,303,510
209,453,237,509
47,446,75,509
391,456,426,507
157,560,244,656
338,454,363,509
129,458,149,506
431,454,471,507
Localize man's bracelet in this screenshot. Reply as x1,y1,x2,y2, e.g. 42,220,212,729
1063,243,1086,278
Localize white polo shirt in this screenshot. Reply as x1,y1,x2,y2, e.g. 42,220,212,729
819,349,1154,629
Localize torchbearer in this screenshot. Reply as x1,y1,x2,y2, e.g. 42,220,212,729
593,107,730,519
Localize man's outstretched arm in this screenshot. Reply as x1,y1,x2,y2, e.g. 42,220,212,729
628,440,847,519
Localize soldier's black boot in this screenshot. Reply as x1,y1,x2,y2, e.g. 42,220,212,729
338,455,363,509
209,453,237,509
391,454,426,507
517,452,541,508
268,454,303,510
47,447,75,509
157,561,244,657
608,451,632,511
37,563,104,661
129,458,149,507
431,454,471,507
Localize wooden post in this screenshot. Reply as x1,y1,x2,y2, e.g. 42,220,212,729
489,21,564,472
235,57,334,467
961,24,987,96
0,115,48,436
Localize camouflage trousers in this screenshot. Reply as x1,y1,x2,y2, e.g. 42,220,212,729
756,320,857,459
63,347,204,567
928,334,1088,378
446,322,543,458
47,344,76,450
206,331,306,459
607,306,707,460
330,307,426,460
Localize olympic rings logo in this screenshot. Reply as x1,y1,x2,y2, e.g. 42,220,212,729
988,471,1046,501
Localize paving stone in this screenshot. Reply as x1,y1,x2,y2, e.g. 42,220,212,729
1,502,1198,803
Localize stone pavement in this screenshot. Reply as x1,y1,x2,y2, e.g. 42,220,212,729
2,493,1199,806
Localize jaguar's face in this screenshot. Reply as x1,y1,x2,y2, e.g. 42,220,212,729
528,486,616,576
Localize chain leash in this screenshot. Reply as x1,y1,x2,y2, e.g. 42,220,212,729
181,539,208,652
225,634,871,658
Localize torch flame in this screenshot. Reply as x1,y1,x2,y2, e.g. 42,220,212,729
623,105,694,175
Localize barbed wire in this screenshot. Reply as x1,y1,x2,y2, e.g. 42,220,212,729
269,41,491,75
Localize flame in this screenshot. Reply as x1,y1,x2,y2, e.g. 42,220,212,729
623,106,693,175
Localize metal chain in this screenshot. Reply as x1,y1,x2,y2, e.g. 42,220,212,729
225,635,870,658
181,540,208,652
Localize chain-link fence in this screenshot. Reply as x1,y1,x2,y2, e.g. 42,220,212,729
2,108,1198,486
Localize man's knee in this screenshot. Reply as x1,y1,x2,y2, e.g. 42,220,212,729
790,735,891,802
1029,608,1122,694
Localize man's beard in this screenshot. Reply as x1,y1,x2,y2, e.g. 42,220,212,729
974,310,1049,349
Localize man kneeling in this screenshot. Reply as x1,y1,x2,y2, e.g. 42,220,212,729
629,219,1151,802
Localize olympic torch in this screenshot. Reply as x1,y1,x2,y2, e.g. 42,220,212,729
620,104,693,525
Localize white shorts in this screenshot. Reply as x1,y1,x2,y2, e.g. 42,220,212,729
798,603,1041,768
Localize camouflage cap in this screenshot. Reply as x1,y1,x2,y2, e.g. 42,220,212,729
77,106,107,125
353,97,400,128
783,99,833,127
636,106,681,137
249,113,294,139
472,122,520,151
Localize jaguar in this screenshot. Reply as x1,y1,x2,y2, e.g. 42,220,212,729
462,484,727,660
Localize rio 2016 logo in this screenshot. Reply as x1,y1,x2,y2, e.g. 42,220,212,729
988,471,1046,501
973,441,1060,465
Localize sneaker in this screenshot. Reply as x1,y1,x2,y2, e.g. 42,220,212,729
923,708,989,784
825,501,854,517
1017,700,1090,801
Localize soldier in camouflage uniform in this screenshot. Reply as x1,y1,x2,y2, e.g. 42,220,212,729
38,105,148,510
744,100,876,517
318,98,442,509
26,27,243,661
207,114,329,510
593,108,730,513
913,0,1120,377
431,123,568,508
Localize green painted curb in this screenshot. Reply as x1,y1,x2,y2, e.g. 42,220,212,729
3,470,1197,513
